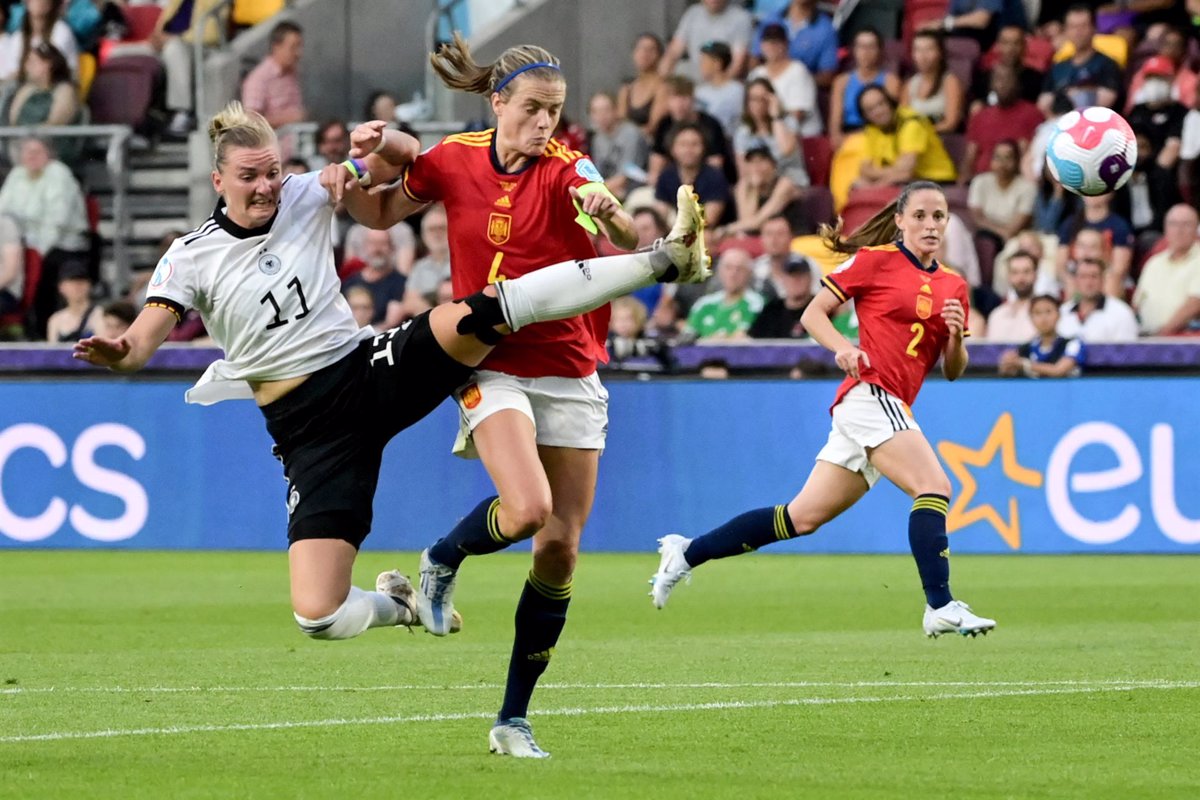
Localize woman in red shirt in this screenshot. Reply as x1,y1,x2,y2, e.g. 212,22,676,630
337,35,702,758
650,180,996,639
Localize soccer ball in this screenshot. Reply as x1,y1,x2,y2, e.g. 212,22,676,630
1044,107,1137,197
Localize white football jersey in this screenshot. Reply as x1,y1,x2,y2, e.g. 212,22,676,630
146,171,372,405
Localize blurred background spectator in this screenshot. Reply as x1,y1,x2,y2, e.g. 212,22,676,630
828,28,900,148
987,249,1039,342
340,226,406,329
617,33,669,139
241,20,305,128
98,298,136,339
733,77,806,185
1058,257,1139,342
655,121,730,227
748,23,820,136
969,139,1035,251
685,247,762,340
0,0,78,83
660,0,753,82
999,294,1085,378
1038,6,1120,114
695,40,743,135
649,76,729,187
1056,194,1134,297
720,145,802,237
900,32,965,134
403,204,450,319
345,283,375,330
587,91,648,201
751,0,838,89
1133,205,1200,335
961,63,1044,184
748,252,814,338
44,257,99,341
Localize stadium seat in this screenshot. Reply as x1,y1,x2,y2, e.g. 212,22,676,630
1023,36,1054,72
801,135,833,187
841,184,902,232
233,0,285,27
944,38,980,95
124,5,163,41
901,0,948,52
974,230,999,287
0,249,43,334
940,133,967,175
88,56,162,129
797,186,835,230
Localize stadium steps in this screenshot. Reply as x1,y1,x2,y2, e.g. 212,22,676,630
87,140,192,285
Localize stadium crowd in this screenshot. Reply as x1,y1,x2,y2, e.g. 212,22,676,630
3,0,1200,380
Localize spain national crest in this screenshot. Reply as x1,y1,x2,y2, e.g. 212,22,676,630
916,284,933,320
461,382,482,410
487,213,512,245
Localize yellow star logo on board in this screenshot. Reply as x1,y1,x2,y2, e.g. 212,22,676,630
936,412,1043,550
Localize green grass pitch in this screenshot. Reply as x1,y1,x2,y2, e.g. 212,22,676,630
2,551,1198,799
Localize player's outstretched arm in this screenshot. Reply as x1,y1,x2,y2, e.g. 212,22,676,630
73,306,177,373
349,121,421,181
803,288,870,379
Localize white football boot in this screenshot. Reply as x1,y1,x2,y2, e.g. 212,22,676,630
489,718,550,759
660,185,711,283
923,600,996,638
649,534,693,609
376,569,462,633
416,549,462,636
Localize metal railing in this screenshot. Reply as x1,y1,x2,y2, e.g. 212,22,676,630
193,0,237,124
0,124,132,289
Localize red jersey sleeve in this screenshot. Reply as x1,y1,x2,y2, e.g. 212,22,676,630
401,141,448,203
820,249,877,303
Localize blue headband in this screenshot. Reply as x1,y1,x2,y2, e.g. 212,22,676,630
494,61,560,94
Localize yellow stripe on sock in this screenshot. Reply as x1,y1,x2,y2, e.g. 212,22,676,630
774,505,788,540
528,570,572,600
487,499,514,544
912,498,949,515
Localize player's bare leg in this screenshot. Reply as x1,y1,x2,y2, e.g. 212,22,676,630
289,539,422,638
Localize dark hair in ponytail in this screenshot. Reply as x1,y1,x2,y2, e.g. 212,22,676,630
819,180,945,255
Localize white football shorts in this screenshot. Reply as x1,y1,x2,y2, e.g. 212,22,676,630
815,381,922,487
452,369,609,458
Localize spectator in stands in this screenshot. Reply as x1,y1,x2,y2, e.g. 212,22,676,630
341,220,415,281
98,300,136,339
968,140,1035,249
649,76,729,188
694,40,743,135
44,259,101,342
655,122,730,228
720,146,802,238
617,33,669,139
0,0,78,82
365,90,398,124
309,119,349,171
586,91,648,201
998,295,1085,377
283,156,308,175
608,295,674,369
137,0,225,138
1125,27,1196,113
0,214,23,319
685,247,763,339
920,0,1017,51
403,204,451,319
939,211,983,290
961,64,1045,183
344,284,375,329
1128,57,1187,171
0,136,89,337
969,25,1045,112
1038,5,1121,114
748,253,814,339
828,28,900,149
733,77,806,186
751,214,795,299
747,23,820,137
241,20,306,128
987,249,1039,342
992,228,1060,296
1127,130,1182,240
8,42,77,127
660,0,754,81
900,32,965,135
1133,204,1200,335
853,86,957,191
1057,194,1135,297
751,0,838,89
1058,257,1139,342
627,206,669,315
340,228,405,330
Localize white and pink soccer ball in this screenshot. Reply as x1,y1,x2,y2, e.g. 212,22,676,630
1045,106,1137,197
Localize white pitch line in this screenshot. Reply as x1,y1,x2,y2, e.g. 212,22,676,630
2,679,1194,696
1,683,1196,744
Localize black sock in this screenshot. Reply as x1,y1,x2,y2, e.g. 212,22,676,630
682,505,797,568
498,571,571,721
427,496,513,570
909,494,953,608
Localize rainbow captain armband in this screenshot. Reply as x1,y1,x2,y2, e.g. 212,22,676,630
341,158,372,187
571,182,621,235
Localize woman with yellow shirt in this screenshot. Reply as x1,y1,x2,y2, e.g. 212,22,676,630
855,85,957,190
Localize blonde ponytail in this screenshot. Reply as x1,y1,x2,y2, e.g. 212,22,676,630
431,31,562,99
208,101,277,171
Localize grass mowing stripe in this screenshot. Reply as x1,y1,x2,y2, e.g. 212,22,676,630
1,679,1192,695
3,683,1196,744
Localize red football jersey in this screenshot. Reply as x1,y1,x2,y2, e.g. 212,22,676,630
402,130,608,378
821,243,971,410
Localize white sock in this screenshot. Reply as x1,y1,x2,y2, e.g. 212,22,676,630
497,251,668,332
293,586,403,640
